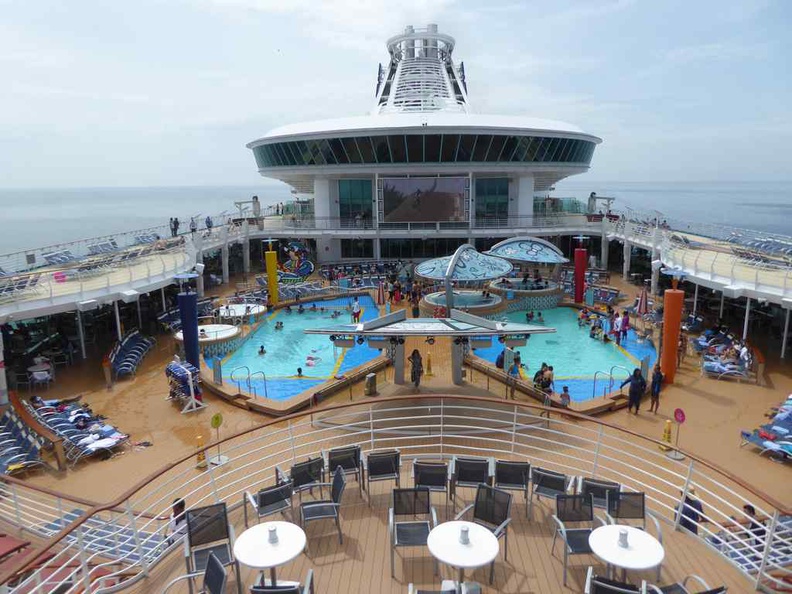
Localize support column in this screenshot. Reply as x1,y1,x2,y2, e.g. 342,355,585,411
242,221,251,275
600,235,610,270
743,297,751,341
692,283,699,315
161,287,167,311
114,301,123,341
719,293,725,318
661,289,684,383
515,175,535,220
76,310,87,360
265,250,279,305
195,247,205,298
373,238,381,260
782,308,790,359
451,340,464,385
136,300,143,330
0,330,8,406
178,292,200,369
221,243,230,285
650,248,660,296
195,272,205,297
574,248,587,303
622,241,631,281
393,341,405,385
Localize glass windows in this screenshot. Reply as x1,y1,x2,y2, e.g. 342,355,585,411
338,179,373,221
341,239,373,259
424,135,441,162
405,135,423,162
380,238,466,259
440,134,460,161
475,178,509,221
389,135,407,163
254,135,596,167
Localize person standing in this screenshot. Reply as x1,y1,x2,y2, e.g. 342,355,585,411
612,312,622,346
677,487,704,535
189,217,197,234
173,217,180,237
205,215,213,234
252,195,261,218
650,364,663,413
351,297,361,322
169,217,175,237
621,311,630,343
621,368,647,414
409,349,424,389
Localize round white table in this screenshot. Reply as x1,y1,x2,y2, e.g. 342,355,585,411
27,363,52,373
427,521,499,587
233,521,306,586
589,525,664,580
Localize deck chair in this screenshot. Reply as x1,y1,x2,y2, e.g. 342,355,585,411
184,503,242,594
324,444,363,495
250,569,315,594
493,460,531,517
646,574,725,593
243,482,293,527
530,467,570,520
580,477,621,509
552,494,597,586
300,466,346,551
414,461,449,516
455,484,512,584
408,582,481,594
450,456,491,502
605,491,663,580
390,487,438,578
585,567,646,593
163,551,227,594
285,457,326,501
364,449,401,505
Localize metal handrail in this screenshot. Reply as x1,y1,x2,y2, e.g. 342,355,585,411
608,365,633,394
249,371,268,399
591,370,610,398
229,366,251,393
1,395,790,593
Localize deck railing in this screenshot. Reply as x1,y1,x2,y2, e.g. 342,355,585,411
0,395,789,593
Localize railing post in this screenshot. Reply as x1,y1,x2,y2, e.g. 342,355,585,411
674,459,696,530
77,526,93,593
57,496,65,530
755,509,780,591
125,500,150,577
10,483,22,527
439,399,444,458
369,405,375,451
591,425,604,478
510,405,518,453
288,420,296,464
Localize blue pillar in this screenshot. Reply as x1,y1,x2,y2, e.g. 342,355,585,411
178,292,200,369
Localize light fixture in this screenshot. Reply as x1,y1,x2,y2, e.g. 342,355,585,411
356,336,365,345
425,336,435,345
330,335,337,342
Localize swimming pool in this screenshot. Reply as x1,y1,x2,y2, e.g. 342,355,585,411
220,296,381,401
424,290,502,308
474,307,657,402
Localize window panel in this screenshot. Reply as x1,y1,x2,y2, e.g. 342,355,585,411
317,139,336,164
329,138,349,164
547,138,566,162
472,135,492,161
272,144,287,167
499,136,519,161
510,137,531,162
440,134,460,161
389,135,407,162
405,135,423,163
485,135,506,162
356,137,376,163
342,138,363,163
424,135,441,162
457,135,476,162
370,136,391,163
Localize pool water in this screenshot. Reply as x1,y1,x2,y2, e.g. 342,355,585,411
474,307,657,402
425,291,502,307
220,296,381,400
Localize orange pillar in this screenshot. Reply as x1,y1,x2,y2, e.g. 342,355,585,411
661,289,684,383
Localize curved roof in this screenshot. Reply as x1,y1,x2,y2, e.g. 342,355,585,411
415,244,513,281
247,113,601,147
485,236,569,264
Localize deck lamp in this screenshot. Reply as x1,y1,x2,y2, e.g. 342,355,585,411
357,336,365,345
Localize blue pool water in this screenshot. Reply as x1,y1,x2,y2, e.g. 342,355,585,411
474,307,657,402
219,296,381,400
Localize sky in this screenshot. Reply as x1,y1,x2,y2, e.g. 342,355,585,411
0,0,790,188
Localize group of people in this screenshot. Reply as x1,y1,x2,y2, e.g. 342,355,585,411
619,365,664,414
525,311,545,323
577,306,631,345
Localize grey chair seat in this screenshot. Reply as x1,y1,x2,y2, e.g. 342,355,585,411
394,521,431,546
656,586,685,594
193,545,233,572
535,485,564,498
260,499,290,516
301,502,338,521
564,529,593,553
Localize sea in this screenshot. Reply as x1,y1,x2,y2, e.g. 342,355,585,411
0,181,789,254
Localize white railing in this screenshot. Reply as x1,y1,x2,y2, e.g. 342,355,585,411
1,396,789,593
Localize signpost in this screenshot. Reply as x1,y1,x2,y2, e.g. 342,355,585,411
667,408,686,460
209,413,229,467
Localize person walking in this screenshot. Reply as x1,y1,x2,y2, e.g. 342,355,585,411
650,364,663,413
169,217,175,237
409,349,423,389
351,296,361,322
189,217,197,235
173,217,180,237
620,368,647,414
205,215,213,234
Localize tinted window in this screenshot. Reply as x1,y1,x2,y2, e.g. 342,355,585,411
370,136,391,163
424,135,441,162
440,134,460,161
485,136,506,162
457,135,476,162
405,135,423,163
329,138,349,164
342,138,363,163
389,135,407,163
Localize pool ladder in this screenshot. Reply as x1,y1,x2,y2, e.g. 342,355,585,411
592,365,633,398
230,366,269,399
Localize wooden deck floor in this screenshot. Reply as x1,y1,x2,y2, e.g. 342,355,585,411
127,467,752,594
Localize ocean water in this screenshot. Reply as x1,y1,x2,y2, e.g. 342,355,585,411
0,180,789,254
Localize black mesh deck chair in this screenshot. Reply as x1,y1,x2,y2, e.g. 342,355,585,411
455,484,512,584
185,503,242,594
389,487,438,578
551,494,597,586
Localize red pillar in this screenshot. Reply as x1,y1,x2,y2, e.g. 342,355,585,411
574,248,587,303
661,289,684,383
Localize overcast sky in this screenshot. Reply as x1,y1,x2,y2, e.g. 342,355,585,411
1,0,790,188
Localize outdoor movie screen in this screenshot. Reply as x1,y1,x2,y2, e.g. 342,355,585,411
382,177,466,222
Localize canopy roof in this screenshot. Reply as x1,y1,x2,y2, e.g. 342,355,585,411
304,308,554,337
485,237,569,264
414,244,513,282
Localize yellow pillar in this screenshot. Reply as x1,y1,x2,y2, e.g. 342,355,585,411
265,250,279,305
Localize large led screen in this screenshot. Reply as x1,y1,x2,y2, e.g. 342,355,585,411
382,177,466,222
